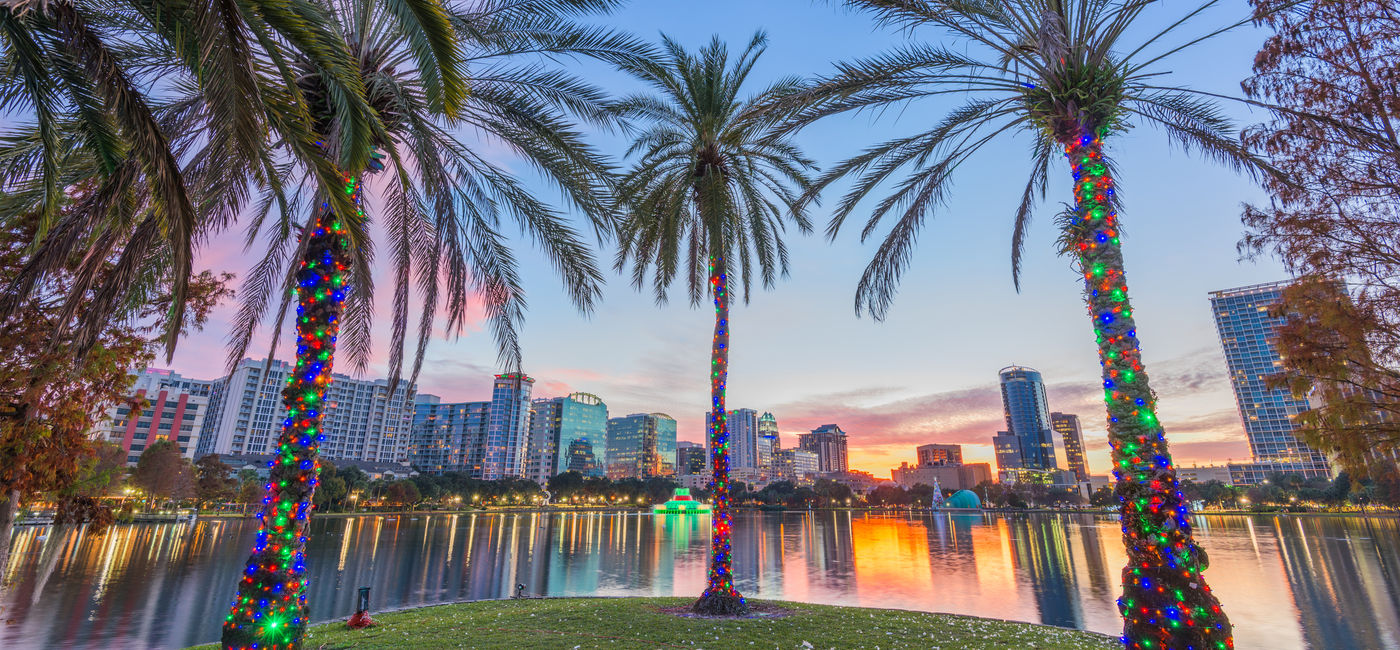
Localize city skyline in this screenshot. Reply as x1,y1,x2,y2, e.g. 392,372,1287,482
150,1,1281,478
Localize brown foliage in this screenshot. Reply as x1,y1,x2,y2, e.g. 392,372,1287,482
1241,0,1400,282
0,210,230,513
1241,0,1400,476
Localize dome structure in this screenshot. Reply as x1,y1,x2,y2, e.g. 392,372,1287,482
944,490,982,509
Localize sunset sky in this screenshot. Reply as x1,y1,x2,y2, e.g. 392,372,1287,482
160,1,1287,478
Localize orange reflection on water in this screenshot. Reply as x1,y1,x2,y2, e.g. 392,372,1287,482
849,514,934,608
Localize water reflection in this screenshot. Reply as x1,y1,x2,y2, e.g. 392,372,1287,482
2,512,1397,649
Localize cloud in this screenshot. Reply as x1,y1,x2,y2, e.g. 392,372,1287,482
765,348,1247,476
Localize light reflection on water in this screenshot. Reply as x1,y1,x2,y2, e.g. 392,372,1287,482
1,511,1396,649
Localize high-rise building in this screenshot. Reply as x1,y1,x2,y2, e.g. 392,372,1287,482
526,392,607,484
1210,281,1333,483
916,443,963,466
998,366,1058,471
773,448,820,485
757,412,780,475
1051,412,1089,481
96,368,215,464
563,438,601,477
676,441,708,476
408,375,537,479
993,432,1021,471
199,358,415,463
606,413,677,479
798,424,849,473
476,374,535,479
409,395,489,474
726,408,760,470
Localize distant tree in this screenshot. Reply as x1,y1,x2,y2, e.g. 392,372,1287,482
410,473,444,503
907,483,938,506
869,485,908,506
133,440,194,506
812,479,853,507
1327,473,1354,504
195,455,236,508
1026,484,1056,507
385,480,421,509
758,481,796,506
787,487,818,508
341,466,370,493
1090,486,1116,507
1366,461,1400,507
548,471,586,499
237,479,264,515
313,461,347,512
643,476,679,503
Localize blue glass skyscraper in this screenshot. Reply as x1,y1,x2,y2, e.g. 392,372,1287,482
1210,281,1331,483
478,373,535,479
411,395,489,474
526,392,608,483
998,366,1058,471
605,413,677,479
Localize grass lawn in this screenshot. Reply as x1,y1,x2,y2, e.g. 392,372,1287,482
192,597,1118,649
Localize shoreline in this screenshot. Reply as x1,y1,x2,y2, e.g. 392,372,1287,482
186,596,1119,649
19,505,1392,527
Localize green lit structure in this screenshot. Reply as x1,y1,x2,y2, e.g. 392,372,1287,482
653,488,710,514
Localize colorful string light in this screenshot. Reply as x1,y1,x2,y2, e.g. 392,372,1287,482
694,254,748,616
221,174,359,649
1066,129,1233,650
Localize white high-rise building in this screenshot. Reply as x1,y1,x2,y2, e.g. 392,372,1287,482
726,408,760,470
199,358,416,463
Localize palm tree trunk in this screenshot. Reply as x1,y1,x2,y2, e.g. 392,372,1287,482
1063,131,1232,650
0,487,20,588
693,253,748,616
222,175,358,649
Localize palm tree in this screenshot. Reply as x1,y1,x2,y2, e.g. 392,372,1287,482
0,0,392,357
609,32,816,616
784,2,1277,648
210,1,645,646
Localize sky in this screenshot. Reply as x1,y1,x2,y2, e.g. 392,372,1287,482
159,1,1290,479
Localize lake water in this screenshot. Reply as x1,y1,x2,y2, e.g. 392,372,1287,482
1,511,1397,649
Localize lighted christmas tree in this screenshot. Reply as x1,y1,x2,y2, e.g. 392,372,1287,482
694,253,747,615
1065,130,1231,650
606,34,817,617
222,176,358,648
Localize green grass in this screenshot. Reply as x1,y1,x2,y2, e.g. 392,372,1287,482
191,597,1118,649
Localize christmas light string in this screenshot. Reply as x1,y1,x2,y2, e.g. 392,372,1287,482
1067,128,1232,650
221,173,358,649
695,253,747,615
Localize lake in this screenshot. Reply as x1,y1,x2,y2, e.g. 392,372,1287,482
1,511,1397,648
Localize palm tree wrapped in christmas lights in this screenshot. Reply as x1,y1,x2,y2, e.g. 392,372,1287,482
208,1,646,647
782,2,1279,648
609,32,816,616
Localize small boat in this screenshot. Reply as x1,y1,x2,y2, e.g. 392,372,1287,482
652,488,711,515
